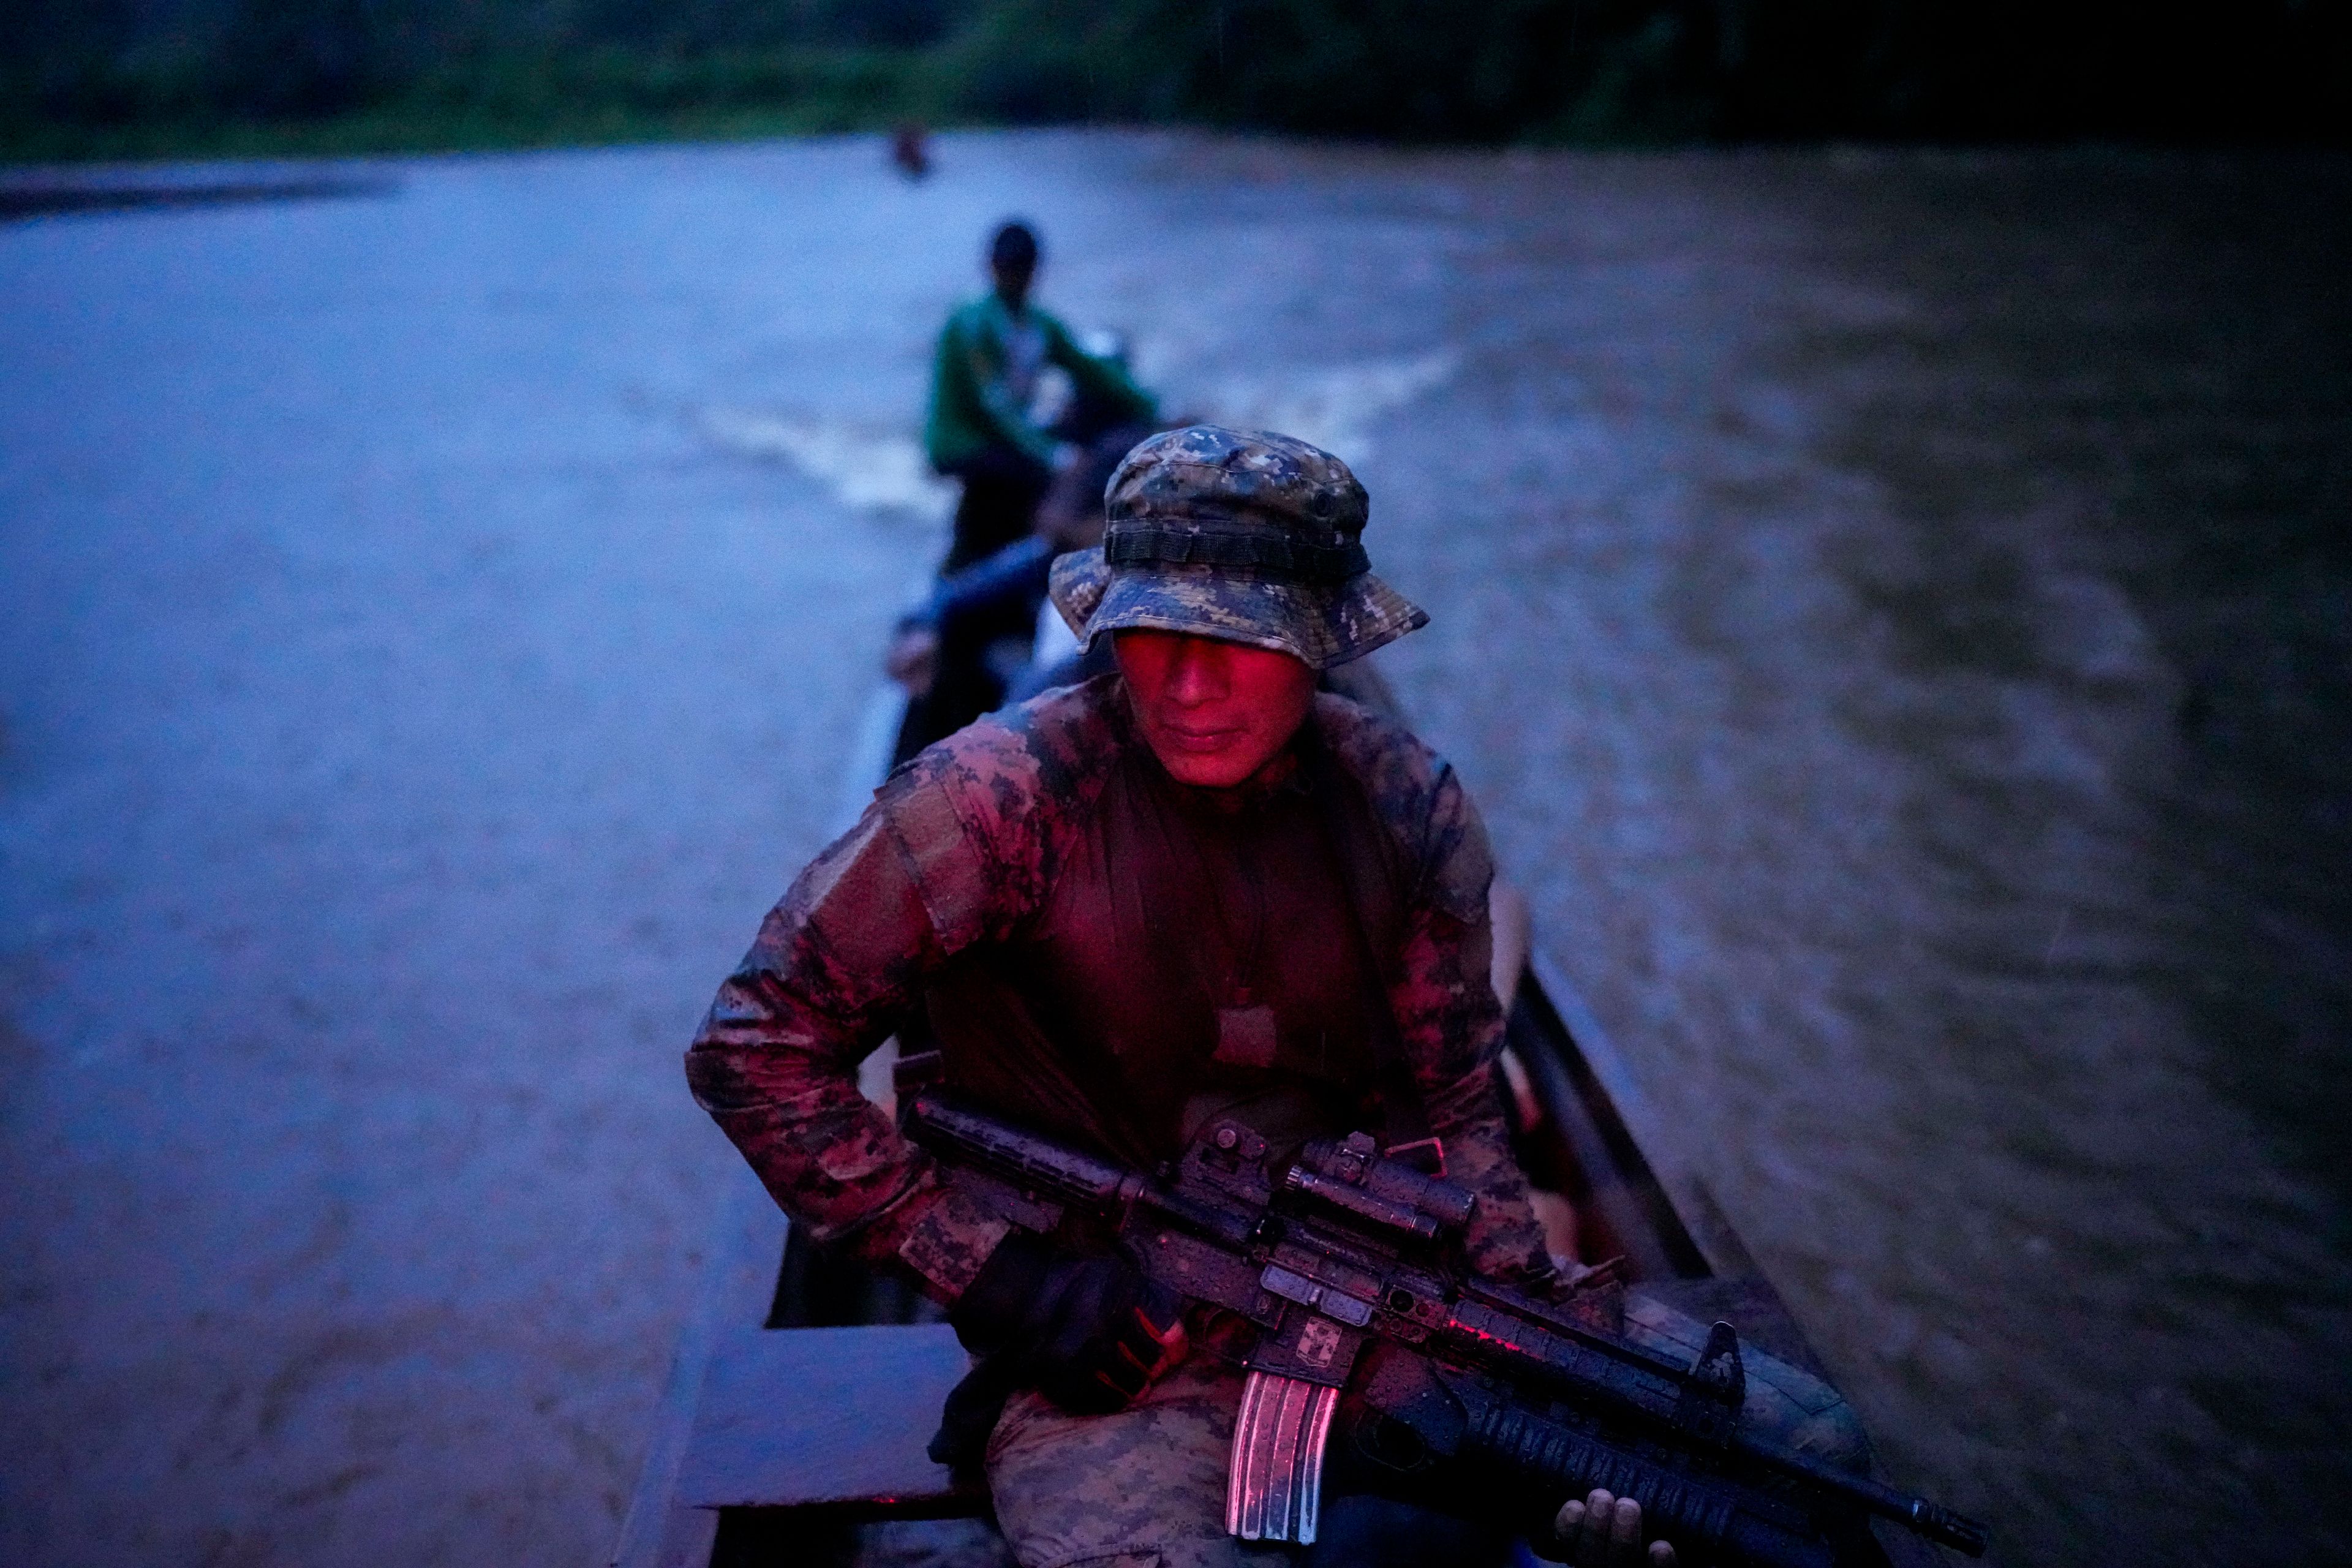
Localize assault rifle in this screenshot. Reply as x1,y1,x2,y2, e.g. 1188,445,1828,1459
904,1090,1988,1568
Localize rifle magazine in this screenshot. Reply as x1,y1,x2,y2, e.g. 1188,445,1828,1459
1225,1371,1339,1545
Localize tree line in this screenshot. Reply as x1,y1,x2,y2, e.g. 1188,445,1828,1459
4,0,2345,159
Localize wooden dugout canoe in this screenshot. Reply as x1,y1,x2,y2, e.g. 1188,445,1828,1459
611,675,1954,1568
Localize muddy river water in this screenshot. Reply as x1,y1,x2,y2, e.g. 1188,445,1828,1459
2,134,2346,1566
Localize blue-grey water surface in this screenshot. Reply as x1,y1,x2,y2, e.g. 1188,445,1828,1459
2,133,2346,1566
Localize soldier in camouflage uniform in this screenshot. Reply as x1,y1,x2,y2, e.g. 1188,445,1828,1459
687,426,1856,1568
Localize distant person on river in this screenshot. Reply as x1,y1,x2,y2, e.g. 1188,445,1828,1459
895,220,1158,760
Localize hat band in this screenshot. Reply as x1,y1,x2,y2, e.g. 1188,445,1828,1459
1104,521,1370,584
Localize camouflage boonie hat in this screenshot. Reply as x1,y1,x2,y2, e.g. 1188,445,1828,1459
1048,424,1427,669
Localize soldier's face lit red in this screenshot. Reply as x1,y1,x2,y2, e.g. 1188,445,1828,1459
1114,630,1317,788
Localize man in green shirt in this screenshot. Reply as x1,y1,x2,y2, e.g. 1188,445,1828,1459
925,221,1158,571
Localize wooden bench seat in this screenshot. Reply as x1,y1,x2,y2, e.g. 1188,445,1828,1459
612,1168,989,1568
678,1322,984,1518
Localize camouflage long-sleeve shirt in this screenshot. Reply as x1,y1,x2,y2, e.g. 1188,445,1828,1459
685,673,1552,1302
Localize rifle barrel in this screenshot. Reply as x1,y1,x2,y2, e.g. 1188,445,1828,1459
1729,1434,1989,1556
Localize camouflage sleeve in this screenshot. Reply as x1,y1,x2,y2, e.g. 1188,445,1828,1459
682,768,1025,1302
1392,764,1556,1287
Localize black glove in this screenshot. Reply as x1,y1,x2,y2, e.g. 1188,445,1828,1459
949,1230,1189,1414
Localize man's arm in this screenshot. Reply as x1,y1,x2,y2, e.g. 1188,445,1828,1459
927,535,1057,632
1390,768,1558,1285
684,791,1015,1300
1043,313,1157,426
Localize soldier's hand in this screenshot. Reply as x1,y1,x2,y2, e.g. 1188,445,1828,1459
1552,1490,1675,1567
949,1232,1189,1415
1027,1249,1188,1412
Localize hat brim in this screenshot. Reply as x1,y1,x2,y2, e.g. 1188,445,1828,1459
1048,548,1427,670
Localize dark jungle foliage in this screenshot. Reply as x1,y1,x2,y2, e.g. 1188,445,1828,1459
3,0,2344,159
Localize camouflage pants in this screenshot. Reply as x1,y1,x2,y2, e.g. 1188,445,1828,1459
982,1293,1869,1568
986,1352,1287,1568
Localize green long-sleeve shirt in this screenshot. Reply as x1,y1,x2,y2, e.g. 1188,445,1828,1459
922,292,1156,473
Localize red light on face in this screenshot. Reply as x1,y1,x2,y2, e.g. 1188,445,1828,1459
1113,630,1316,789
